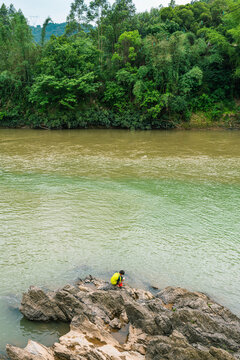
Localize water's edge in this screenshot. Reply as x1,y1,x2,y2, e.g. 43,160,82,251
2,265,239,358
6,276,240,360
1,128,239,354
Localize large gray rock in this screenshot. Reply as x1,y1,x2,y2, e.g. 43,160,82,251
7,278,240,360
125,299,173,336
20,282,134,324
146,330,237,360
172,308,240,351
157,286,240,352
20,286,68,321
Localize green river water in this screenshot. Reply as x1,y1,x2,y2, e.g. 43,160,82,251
0,128,239,353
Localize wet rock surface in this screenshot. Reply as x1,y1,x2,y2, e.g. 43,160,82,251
6,277,240,360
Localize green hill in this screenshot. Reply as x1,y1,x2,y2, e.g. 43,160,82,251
30,22,66,43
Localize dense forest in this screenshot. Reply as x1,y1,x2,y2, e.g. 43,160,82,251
0,0,239,129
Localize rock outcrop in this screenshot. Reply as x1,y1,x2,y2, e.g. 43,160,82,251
6,277,240,360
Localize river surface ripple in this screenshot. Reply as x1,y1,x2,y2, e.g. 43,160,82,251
0,128,240,353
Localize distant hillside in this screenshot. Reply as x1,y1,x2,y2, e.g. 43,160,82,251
30,22,66,43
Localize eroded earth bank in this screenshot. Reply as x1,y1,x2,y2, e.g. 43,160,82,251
6,277,240,360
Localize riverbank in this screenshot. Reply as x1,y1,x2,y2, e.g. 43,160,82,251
1,109,240,130
6,276,240,360
180,112,240,130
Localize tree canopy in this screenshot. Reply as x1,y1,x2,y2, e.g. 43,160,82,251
0,0,239,129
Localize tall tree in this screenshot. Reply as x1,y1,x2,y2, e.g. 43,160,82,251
88,0,109,65
104,0,136,51
41,17,52,46
66,0,88,34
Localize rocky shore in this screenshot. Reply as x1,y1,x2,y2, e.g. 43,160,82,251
6,276,240,360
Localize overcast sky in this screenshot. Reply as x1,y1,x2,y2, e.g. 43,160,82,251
2,0,188,25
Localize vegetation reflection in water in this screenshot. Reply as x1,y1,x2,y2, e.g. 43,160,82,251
0,129,240,353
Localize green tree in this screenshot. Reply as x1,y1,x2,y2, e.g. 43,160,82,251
41,17,52,46
103,0,136,52
88,0,109,65
29,36,99,110
114,30,141,64
66,0,89,34
0,4,37,118
224,1,240,78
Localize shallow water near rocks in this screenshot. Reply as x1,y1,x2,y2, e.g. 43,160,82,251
111,323,130,344
0,128,240,353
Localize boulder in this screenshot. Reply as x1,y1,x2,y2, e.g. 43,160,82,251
172,308,240,351
7,278,240,360
20,286,68,321
53,315,144,360
146,331,237,360
6,341,54,360
125,299,173,336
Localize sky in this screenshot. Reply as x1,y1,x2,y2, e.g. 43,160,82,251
2,0,188,25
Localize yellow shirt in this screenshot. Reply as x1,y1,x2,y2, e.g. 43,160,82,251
111,272,121,285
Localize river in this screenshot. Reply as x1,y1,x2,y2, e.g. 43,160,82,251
0,128,239,353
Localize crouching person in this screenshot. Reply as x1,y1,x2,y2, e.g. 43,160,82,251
111,270,125,288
